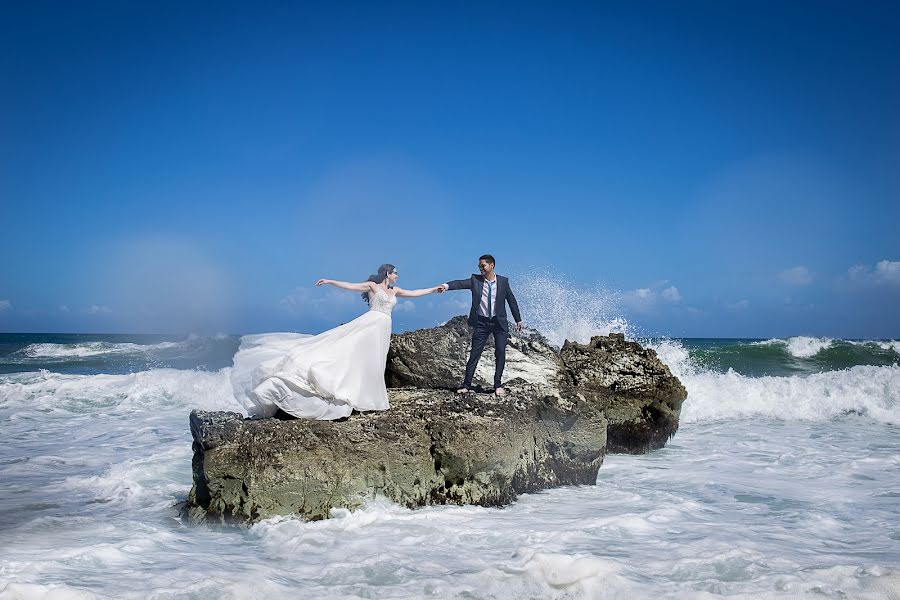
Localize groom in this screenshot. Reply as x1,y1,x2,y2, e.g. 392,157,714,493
441,254,523,397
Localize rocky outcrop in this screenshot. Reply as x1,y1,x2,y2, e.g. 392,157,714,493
186,387,606,524
186,318,687,524
385,316,560,390
386,321,685,454
558,334,687,454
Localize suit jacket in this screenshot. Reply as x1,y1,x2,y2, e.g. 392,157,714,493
446,274,522,332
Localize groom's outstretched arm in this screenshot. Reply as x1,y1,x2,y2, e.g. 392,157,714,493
443,277,473,291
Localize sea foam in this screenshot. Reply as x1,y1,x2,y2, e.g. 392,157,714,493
785,336,834,358
19,341,182,359
643,338,900,424
513,275,900,425
850,339,900,354
751,336,835,358
0,368,241,414
2,319,900,597
679,364,900,424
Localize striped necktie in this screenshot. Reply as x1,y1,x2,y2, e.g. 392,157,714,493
487,280,494,318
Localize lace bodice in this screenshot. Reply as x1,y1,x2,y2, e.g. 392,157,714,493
368,287,397,316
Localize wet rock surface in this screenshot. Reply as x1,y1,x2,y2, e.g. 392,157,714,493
186,387,606,524
558,334,688,454
385,316,560,390
186,319,686,524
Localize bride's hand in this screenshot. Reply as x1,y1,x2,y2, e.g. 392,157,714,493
433,286,444,293
316,279,330,287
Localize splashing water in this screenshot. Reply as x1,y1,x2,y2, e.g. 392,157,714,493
513,269,630,347
20,341,182,359
752,337,836,358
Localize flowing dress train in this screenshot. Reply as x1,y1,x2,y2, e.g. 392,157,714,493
231,288,396,420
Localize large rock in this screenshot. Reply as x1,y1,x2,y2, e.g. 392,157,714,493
186,318,687,524
186,387,606,524
385,316,560,390
386,320,686,454
558,333,687,454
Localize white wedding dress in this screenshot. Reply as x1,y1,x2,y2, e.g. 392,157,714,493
231,288,396,419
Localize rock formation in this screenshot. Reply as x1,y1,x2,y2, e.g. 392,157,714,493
557,334,686,454
385,316,560,390
385,318,686,453
186,318,687,524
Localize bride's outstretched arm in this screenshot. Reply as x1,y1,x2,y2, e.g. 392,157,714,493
316,279,376,293
394,286,445,298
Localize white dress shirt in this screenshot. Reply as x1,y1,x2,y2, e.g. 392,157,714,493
479,277,498,318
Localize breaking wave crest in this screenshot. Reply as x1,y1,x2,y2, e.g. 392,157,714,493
0,368,241,414
511,271,900,426
20,341,182,358
645,339,900,425
752,336,834,358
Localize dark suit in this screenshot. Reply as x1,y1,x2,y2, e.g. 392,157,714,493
446,274,522,388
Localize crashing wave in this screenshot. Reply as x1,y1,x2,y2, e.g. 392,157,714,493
750,337,834,358
642,338,900,425
20,341,182,359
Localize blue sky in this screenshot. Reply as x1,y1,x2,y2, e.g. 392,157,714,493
1,1,898,337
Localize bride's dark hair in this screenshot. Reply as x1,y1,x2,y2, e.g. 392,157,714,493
362,263,395,303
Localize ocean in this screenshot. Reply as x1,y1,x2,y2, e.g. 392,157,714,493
1,330,898,599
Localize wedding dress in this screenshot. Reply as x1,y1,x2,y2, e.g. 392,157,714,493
231,288,396,419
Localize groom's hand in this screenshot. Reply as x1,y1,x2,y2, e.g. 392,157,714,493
516,321,524,333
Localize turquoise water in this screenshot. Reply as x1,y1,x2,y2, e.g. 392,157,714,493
0,333,240,375
678,337,900,376
1,333,896,377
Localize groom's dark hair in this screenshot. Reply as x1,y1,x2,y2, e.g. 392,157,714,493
479,254,495,265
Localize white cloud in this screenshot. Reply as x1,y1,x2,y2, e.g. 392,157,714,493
875,260,900,284
778,266,812,285
394,300,416,313
848,260,900,285
0,300,10,312
620,289,656,314
661,286,682,302
848,264,869,280
622,282,682,312
86,305,112,315
59,305,70,313
279,286,359,315
726,299,750,311
438,296,470,311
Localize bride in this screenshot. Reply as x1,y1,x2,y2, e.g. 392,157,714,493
231,264,443,420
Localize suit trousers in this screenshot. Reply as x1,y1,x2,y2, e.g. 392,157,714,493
463,316,508,388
